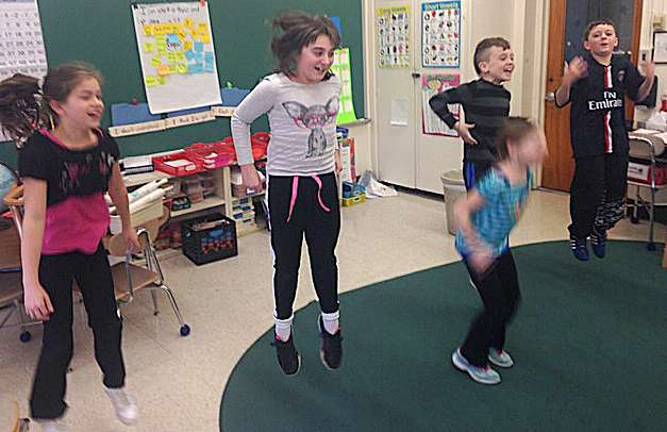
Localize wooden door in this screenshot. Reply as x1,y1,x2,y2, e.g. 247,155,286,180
542,0,643,192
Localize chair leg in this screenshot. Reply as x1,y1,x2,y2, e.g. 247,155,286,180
13,299,32,343
158,283,188,329
150,289,160,316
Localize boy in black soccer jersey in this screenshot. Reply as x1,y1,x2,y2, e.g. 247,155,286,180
555,20,655,261
429,37,515,190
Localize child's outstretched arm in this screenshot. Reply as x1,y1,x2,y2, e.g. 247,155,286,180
555,56,588,107
429,87,478,145
21,178,54,321
635,62,656,103
453,190,494,273
108,163,141,251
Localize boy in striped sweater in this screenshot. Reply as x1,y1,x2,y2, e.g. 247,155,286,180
430,37,515,190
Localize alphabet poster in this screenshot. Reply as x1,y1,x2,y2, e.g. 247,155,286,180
421,1,461,68
376,5,411,68
131,1,222,114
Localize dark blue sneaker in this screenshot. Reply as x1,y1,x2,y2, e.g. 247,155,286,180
570,236,590,261
318,316,343,370
271,333,301,376
590,229,607,258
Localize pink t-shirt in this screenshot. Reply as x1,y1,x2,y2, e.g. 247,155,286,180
18,129,119,255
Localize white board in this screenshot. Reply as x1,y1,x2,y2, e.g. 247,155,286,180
131,1,222,114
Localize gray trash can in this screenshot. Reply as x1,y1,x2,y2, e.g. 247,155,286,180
441,170,466,235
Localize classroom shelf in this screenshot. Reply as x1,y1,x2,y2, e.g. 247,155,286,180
171,196,226,218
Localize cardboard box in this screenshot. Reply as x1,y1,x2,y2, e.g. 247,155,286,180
339,137,356,183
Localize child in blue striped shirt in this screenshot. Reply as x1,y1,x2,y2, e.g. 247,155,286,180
451,117,547,385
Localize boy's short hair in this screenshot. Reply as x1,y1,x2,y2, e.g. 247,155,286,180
583,19,617,41
473,37,511,75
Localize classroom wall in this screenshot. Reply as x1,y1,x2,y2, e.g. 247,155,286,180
362,0,539,182
0,0,372,174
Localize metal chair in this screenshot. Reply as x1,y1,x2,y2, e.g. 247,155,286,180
4,184,191,337
106,228,191,336
1,172,37,342
626,134,667,250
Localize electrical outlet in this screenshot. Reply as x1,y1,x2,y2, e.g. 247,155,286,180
640,49,652,62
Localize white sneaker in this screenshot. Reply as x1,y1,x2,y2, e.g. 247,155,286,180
451,348,501,385
36,418,67,432
488,348,514,368
105,387,139,425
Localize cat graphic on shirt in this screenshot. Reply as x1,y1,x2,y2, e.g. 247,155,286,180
283,97,339,158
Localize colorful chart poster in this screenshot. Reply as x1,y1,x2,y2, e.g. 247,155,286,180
421,1,461,68
376,5,411,68
330,48,358,125
131,2,222,114
0,0,47,142
421,73,460,136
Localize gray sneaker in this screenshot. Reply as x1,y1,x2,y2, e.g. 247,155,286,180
488,348,514,368
105,387,139,425
452,348,501,385
36,419,67,432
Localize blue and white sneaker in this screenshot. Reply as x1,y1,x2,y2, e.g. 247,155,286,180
488,348,514,368
451,348,501,385
569,236,590,261
590,229,607,258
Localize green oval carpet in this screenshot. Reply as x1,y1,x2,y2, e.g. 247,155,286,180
220,241,667,432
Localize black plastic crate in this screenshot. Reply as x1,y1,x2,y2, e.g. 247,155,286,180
181,212,238,265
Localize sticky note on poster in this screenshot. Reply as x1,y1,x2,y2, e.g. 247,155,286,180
146,76,159,87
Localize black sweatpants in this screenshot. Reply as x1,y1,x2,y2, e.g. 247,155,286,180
569,153,628,239
30,244,125,420
461,251,521,367
268,172,341,320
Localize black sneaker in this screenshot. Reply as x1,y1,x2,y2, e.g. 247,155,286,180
318,316,343,370
590,229,607,258
271,333,301,376
569,235,590,261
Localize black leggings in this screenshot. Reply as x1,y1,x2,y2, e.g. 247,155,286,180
569,153,628,239
461,251,521,367
30,244,125,420
268,173,341,320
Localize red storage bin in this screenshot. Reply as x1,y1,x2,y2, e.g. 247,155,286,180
186,143,235,169
153,154,205,177
251,132,270,161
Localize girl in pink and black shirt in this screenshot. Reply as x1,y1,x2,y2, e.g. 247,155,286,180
0,63,139,430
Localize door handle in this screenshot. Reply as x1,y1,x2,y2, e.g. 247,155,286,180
411,72,421,79
545,91,555,102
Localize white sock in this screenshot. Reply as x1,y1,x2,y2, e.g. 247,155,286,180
321,310,340,335
274,315,293,341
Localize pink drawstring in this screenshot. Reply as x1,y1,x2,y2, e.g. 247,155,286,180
311,175,331,213
285,175,331,223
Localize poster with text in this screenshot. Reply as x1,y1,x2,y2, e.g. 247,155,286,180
0,0,48,142
376,5,410,68
331,48,358,125
132,2,222,114
421,73,460,136
421,1,460,68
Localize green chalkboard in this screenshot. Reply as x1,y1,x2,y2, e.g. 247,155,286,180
0,0,365,167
